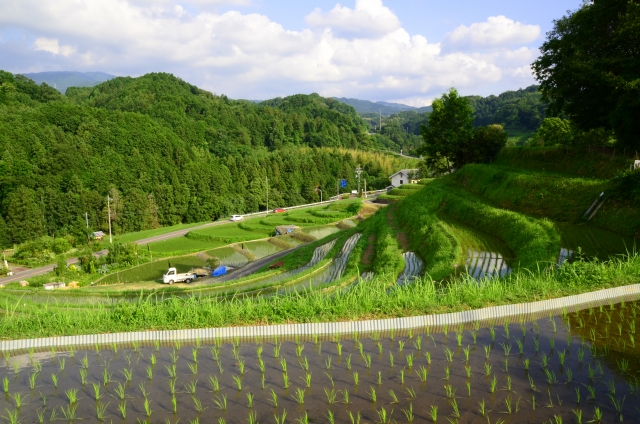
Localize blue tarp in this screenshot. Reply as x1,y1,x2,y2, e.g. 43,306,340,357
212,266,227,277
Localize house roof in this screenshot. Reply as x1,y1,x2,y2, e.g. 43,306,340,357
388,169,418,179
92,231,105,237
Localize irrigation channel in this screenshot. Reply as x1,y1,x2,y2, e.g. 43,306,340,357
2,301,639,423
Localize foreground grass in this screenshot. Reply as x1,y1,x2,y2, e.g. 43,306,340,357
1,253,639,339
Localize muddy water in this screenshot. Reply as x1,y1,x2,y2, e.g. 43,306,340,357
2,302,640,423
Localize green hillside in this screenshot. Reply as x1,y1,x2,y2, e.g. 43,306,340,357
0,71,415,247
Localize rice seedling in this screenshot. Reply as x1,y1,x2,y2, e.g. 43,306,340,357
444,347,453,363
295,411,309,424
102,368,112,385
586,384,596,401
544,369,558,385
463,346,470,362
490,327,496,342
524,358,530,371
617,358,630,373
232,375,242,391
274,410,287,424
91,381,103,401
165,364,177,379
3,376,8,393
213,394,227,411
29,372,37,390
124,353,132,366
185,380,198,395
400,368,405,384
300,357,309,372
80,353,89,369
534,337,540,352
351,371,359,386
39,391,46,406
296,343,305,357
484,345,491,360
490,375,497,393
346,353,352,370
502,394,520,414
146,365,153,380
79,368,88,386
324,371,334,387
471,330,478,344
144,397,153,417
377,370,383,385
465,365,471,378
336,342,343,356
325,355,332,370
118,400,127,419
58,357,66,372
368,386,377,403
566,368,573,383
61,403,78,421
170,349,179,364
51,373,58,388
549,338,555,350
169,378,176,395
484,364,492,377
111,342,118,354
605,379,616,395
540,352,549,368
592,407,602,423
36,407,46,424
450,398,461,418
10,392,25,409
406,386,417,399
341,388,351,404
347,411,361,424
443,366,450,381
238,358,245,375
416,366,428,383
376,407,393,424
122,367,133,382
426,404,437,423
515,339,524,355
171,395,177,414
573,408,583,424
500,342,511,356
282,373,291,388
49,407,58,422
292,388,305,405
414,336,422,351
424,351,431,365
113,382,126,401
575,387,581,403
389,389,399,404
405,353,413,369
376,341,382,355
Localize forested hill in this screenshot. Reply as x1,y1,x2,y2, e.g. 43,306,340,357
0,71,414,247
465,85,545,131
67,74,372,157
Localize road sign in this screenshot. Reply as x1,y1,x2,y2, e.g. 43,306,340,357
340,179,347,188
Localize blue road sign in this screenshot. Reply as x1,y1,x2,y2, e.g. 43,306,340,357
340,179,347,188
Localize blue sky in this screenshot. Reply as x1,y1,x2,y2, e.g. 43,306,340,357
0,0,581,104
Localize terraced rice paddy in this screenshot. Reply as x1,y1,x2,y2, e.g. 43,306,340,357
206,247,250,268
396,252,424,287
465,250,512,280
283,233,362,293
302,225,341,240
3,300,639,423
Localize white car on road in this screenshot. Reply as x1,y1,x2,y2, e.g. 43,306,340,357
230,215,244,221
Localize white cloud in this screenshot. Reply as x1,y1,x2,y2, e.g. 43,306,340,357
0,0,539,101
306,0,401,38
33,37,76,56
443,16,540,50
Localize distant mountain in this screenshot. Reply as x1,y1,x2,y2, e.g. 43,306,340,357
333,97,432,116
21,71,116,94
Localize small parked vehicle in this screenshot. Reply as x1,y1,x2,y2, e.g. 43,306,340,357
230,215,244,221
163,267,197,284
273,208,286,213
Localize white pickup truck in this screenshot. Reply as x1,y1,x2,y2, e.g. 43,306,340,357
162,267,197,284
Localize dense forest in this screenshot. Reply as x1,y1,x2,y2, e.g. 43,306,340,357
0,71,414,248
353,85,546,155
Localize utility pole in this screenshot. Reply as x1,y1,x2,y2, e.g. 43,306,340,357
266,176,269,214
355,165,363,196
85,212,89,229
364,179,367,198
107,195,113,244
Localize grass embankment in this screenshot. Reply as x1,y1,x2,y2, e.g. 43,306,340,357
443,163,640,252
1,253,639,339
495,147,633,179
395,179,560,278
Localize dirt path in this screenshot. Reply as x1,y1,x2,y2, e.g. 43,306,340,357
361,234,376,266
386,205,410,251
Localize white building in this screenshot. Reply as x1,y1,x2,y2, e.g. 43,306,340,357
389,169,419,188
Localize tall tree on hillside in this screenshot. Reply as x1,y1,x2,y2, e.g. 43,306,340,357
5,186,44,244
418,88,474,172
0,216,9,248
532,0,640,149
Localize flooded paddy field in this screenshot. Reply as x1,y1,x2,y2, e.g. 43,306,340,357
3,301,639,423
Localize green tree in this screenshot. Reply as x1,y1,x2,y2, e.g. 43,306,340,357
532,0,640,148
461,124,508,164
536,118,573,146
5,186,44,244
0,215,9,248
418,88,475,171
